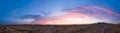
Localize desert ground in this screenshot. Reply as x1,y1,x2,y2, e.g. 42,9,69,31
0,23,120,33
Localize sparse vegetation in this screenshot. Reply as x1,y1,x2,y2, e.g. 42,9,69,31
0,23,120,33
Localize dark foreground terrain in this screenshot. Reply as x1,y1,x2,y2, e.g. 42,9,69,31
0,23,120,33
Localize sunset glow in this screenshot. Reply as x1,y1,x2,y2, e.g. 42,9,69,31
1,0,120,25
33,6,120,25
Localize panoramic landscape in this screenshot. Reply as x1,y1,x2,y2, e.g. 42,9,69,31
0,0,120,33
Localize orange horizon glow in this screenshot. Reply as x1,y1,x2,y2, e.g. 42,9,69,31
33,6,120,25
34,11,98,25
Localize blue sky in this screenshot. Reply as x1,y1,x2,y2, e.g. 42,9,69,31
0,0,120,24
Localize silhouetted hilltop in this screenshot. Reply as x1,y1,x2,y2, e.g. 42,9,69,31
96,22,108,24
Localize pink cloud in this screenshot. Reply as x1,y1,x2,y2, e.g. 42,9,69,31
33,5,120,25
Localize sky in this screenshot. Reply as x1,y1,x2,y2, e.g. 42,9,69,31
0,0,120,25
